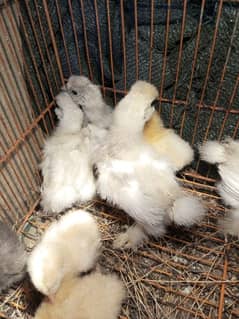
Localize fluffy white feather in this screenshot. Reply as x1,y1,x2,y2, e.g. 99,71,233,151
40,92,96,213
199,140,227,164
219,208,239,237
95,81,205,249
144,112,194,171
27,210,101,297
199,139,239,208
65,75,112,129
34,271,125,319
200,139,239,237
168,195,206,226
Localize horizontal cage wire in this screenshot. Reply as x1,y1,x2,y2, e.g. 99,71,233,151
0,0,239,318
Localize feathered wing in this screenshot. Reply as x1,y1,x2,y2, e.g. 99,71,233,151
144,112,194,171
217,163,239,208
168,195,206,227
97,158,167,236
41,133,96,213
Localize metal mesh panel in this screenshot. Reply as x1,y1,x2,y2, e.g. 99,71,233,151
0,0,239,318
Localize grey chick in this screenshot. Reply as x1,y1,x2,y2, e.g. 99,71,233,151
0,221,27,292
65,75,113,129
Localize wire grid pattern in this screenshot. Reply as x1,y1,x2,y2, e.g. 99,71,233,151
0,0,239,318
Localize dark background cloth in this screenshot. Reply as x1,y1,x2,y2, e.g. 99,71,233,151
20,0,239,144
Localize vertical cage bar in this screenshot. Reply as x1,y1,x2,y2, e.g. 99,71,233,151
203,12,239,141
1,158,28,213
0,5,46,145
106,0,116,104
134,0,139,81
158,0,171,112
93,0,105,96
218,248,228,319
180,0,206,137
148,0,154,83
233,118,239,139
55,0,72,75
219,75,239,140
0,192,15,225
191,0,223,145
120,0,127,92
79,0,93,80
42,0,65,84
18,5,54,132
0,58,41,186
67,0,82,75
1,102,41,187
24,0,57,109
33,0,60,87
169,0,187,128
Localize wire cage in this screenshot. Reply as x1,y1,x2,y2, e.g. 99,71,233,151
0,0,239,318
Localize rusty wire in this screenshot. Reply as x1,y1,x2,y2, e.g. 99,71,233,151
0,1,239,318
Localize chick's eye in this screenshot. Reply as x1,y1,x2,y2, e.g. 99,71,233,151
78,104,84,111
71,90,78,95
151,99,158,108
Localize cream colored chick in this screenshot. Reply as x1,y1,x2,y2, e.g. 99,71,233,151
95,81,205,249
199,139,239,237
34,272,125,319
144,111,194,171
40,92,96,213
27,210,101,298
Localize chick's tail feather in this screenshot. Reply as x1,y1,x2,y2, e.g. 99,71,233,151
199,141,226,164
219,209,239,237
168,195,206,227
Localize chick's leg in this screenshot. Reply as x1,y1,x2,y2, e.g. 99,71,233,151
113,224,148,250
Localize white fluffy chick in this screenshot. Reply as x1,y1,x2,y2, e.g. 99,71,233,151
144,111,194,171
65,75,112,129
27,210,101,299
34,271,125,319
40,91,96,213
199,139,239,236
0,221,27,292
95,81,205,249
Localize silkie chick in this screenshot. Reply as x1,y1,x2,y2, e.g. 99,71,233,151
199,138,239,237
40,91,96,213
34,271,125,319
27,210,101,299
95,81,205,249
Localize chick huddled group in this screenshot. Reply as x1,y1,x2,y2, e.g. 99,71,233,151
41,76,207,249
1,76,238,319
